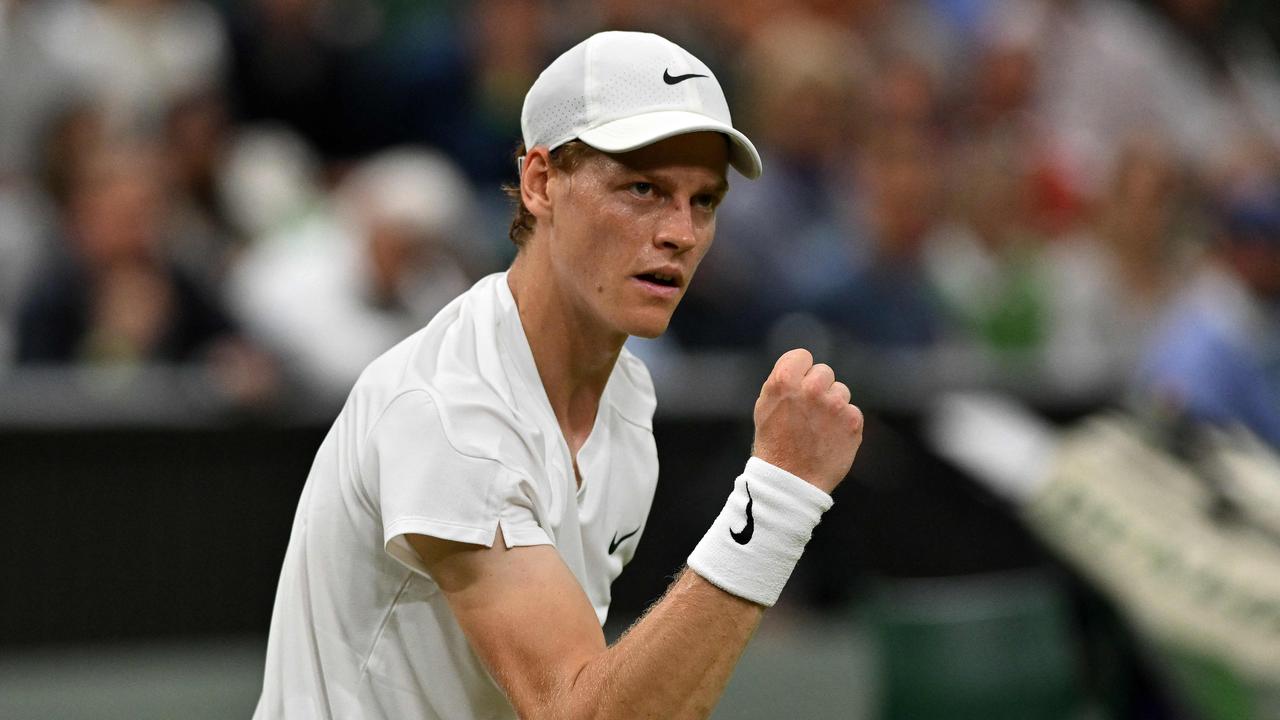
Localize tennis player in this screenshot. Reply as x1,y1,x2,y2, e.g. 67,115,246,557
254,31,863,719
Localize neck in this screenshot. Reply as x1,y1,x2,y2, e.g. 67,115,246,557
507,250,625,452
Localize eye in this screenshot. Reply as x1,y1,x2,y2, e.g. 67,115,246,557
693,193,718,210
631,182,654,197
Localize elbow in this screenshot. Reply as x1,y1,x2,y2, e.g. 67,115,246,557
519,700,596,720
517,671,603,720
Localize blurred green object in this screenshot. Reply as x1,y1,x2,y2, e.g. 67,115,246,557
1161,648,1253,720
869,572,1081,720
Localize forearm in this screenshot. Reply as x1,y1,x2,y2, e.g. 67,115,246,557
544,457,837,719
555,568,764,720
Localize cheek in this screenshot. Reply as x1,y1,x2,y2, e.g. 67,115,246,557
687,219,717,272
554,195,634,289
575,200,647,263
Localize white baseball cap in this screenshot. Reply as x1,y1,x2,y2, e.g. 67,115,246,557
521,31,763,179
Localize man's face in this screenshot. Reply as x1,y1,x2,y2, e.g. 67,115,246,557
543,132,729,339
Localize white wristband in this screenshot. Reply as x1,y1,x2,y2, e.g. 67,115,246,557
687,457,834,607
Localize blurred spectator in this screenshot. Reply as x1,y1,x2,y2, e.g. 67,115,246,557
0,184,50,368
960,37,1034,149
1136,173,1280,447
0,0,1279,413
987,0,1280,202
0,0,67,179
228,147,482,398
216,125,327,243
446,0,552,185
348,0,560,261
924,131,1050,353
15,140,255,370
1058,137,1201,358
30,0,227,131
163,89,238,290
223,0,370,160
1146,0,1280,152
958,21,1090,237
812,123,948,348
670,12,866,347
868,53,938,134
843,0,961,80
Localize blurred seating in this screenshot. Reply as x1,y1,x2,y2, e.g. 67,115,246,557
869,572,1083,720
0,0,1275,406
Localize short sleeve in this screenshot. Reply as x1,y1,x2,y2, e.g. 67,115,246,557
365,391,552,577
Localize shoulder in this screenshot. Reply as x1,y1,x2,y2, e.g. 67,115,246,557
354,275,547,469
358,386,545,523
350,273,501,398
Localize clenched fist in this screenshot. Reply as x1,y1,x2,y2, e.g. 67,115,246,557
751,348,864,494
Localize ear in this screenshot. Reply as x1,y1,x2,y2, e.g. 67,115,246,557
521,147,555,225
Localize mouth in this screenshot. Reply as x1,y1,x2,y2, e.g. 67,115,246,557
633,271,680,288
631,269,684,299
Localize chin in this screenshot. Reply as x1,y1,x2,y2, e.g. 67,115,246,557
621,312,673,340
629,326,667,340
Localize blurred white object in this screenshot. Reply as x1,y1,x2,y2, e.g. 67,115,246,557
228,147,480,399
218,126,324,239
0,0,64,176
927,392,1058,505
1028,416,1280,685
333,147,480,268
30,0,227,127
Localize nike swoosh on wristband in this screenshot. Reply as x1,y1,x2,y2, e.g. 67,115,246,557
730,483,754,545
609,527,640,554
663,69,708,85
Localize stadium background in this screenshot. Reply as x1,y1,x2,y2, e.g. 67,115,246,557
2,0,1280,717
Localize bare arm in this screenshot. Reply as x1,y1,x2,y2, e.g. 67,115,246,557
410,348,861,719
411,533,762,720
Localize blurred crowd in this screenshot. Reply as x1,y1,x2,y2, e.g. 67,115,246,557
1,0,1279,440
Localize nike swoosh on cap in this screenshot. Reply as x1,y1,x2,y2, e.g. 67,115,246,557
663,69,708,85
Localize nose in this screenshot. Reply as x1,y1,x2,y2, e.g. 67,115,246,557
654,201,698,252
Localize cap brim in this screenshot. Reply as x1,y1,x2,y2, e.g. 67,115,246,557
577,110,763,179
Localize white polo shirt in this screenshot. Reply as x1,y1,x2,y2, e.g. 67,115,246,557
254,273,660,719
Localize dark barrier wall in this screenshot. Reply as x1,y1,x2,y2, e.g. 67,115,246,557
0,412,1048,647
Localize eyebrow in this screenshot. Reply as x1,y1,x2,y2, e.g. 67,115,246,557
706,179,730,198
614,160,730,198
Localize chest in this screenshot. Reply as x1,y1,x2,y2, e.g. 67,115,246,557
527,411,659,624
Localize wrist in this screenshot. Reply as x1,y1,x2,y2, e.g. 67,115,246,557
686,457,834,607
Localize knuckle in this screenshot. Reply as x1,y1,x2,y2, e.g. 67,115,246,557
769,376,795,398
765,369,791,391
810,363,833,381
782,348,813,370
846,404,865,431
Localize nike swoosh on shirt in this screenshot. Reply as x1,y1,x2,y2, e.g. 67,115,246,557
663,69,708,85
730,482,754,545
609,528,640,554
